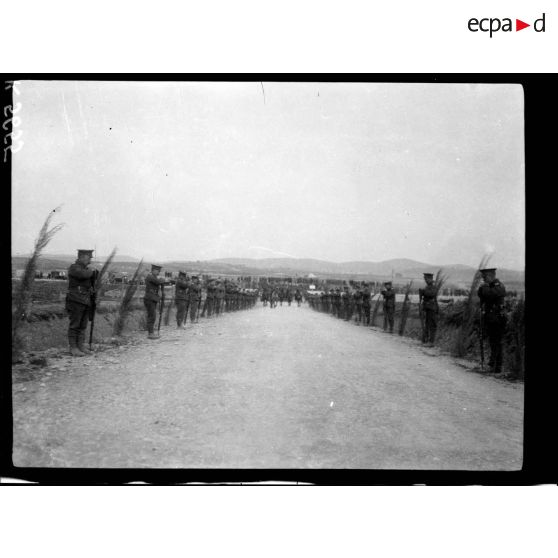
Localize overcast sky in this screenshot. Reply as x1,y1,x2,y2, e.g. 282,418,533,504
11,81,525,270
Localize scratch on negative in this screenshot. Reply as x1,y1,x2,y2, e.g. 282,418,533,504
261,82,266,105
61,90,73,145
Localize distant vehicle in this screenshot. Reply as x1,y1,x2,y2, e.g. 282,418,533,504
48,270,67,280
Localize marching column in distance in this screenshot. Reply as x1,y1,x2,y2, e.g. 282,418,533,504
65,248,98,356
419,272,439,344
381,281,395,333
174,271,189,328
477,267,507,374
144,264,165,339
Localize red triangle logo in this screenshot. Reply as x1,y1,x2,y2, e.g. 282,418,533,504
516,19,530,31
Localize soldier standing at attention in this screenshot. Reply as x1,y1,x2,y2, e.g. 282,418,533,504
214,279,225,315
294,288,302,307
144,264,165,339
66,249,98,356
477,268,507,374
353,285,363,324
341,285,352,321
419,273,439,344
174,271,189,328
362,282,372,326
381,281,396,333
200,279,214,318
188,275,202,322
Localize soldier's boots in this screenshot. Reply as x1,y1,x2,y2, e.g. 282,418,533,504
148,333,160,339
77,334,92,354
69,334,85,357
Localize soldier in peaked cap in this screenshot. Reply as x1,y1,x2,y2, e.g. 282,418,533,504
381,281,395,333
174,271,189,328
144,264,165,339
478,268,507,374
419,273,439,344
187,275,202,322
362,282,372,326
214,279,225,315
66,249,98,356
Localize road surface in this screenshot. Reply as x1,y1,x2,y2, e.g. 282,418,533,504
12,303,523,469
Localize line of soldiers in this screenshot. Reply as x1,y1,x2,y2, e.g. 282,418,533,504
64,250,508,373
64,250,258,353
144,265,258,339
306,269,508,373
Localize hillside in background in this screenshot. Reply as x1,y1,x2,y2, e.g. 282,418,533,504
13,254,524,288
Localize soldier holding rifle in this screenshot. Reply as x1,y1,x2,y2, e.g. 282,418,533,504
188,275,202,323
381,281,395,333
362,282,372,326
144,264,165,339
419,272,439,345
477,268,507,374
174,271,189,329
65,248,98,356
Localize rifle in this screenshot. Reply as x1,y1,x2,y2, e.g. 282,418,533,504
418,296,425,343
88,269,100,350
182,299,191,326
479,303,485,371
157,283,166,335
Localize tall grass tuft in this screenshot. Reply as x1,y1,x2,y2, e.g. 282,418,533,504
398,281,413,336
371,292,382,326
453,255,491,358
434,268,448,296
94,246,117,295
112,259,144,337
12,207,64,362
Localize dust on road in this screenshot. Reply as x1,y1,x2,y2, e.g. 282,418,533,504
12,303,523,469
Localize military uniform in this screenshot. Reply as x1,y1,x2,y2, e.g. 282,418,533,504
381,282,395,333
144,264,165,338
174,272,190,327
362,284,371,325
214,280,225,315
478,269,507,373
66,249,97,356
353,287,363,324
295,288,302,307
333,288,341,317
341,287,352,320
419,273,438,343
188,276,202,322
201,280,215,318
286,287,293,306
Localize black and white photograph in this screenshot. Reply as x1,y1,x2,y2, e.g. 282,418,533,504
9,79,525,474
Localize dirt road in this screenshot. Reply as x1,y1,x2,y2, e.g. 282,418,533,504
12,303,523,469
